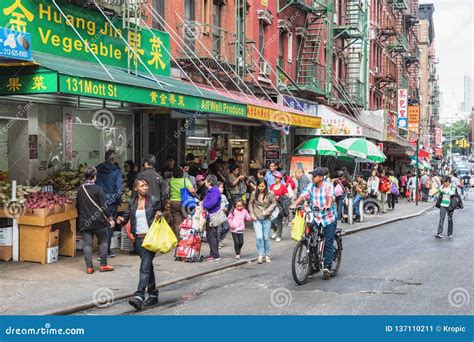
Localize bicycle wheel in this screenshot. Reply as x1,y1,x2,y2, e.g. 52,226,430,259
330,236,342,277
292,240,311,285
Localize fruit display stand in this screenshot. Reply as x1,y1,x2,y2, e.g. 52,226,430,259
17,209,78,264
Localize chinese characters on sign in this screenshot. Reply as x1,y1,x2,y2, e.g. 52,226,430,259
397,89,408,128
247,105,321,129
434,127,442,146
407,105,419,132
0,73,57,94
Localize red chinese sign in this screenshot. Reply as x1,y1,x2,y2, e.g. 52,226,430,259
397,89,408,129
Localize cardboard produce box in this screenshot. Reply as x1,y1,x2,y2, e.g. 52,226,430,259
47,246,59,263
0,245,12,261
64,203,76,212
0,227,13,246
53,204,64,214
48,230,60,248
26,207,54,217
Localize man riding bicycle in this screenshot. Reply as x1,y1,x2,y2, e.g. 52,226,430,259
291,167,337,280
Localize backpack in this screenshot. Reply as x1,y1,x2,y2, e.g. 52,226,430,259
380,178,391,193
390,182,399,196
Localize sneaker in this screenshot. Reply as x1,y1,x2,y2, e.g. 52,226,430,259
275,237,282,242
129,296,144,310
434,233,443,239
99,265,114,272
206,257,221,262
235,255,241,259
257,255,263,264
265,256,271,263
143,295,159,307
447,234,453,239
322,268,331,280
271,233,277,239
86,267,94,274
108,252,117,258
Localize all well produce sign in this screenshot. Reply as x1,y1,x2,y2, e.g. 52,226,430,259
0,0,170,76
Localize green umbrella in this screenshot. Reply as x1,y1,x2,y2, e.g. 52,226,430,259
335,138,386,163
295,137,338,156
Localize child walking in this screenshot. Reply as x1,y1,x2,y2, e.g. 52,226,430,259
227,199,253,259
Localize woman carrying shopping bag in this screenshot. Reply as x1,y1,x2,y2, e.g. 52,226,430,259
249,178,277,264
270,171,289,242
116,177,162,310
202,175,224,262
169,167,196,238
435,176,458,239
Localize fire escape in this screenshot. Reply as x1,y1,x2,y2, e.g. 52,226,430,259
333,0,368,109
279,0,333,101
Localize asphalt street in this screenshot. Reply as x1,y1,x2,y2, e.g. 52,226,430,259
80,196,473,316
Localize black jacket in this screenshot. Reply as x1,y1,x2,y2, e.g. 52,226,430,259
135,167,166,204
95,162,122,206
122,195,161,235
76,184,112,231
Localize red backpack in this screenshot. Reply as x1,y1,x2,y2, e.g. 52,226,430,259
380,178,391,193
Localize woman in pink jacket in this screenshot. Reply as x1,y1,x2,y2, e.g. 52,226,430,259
227,199,254,259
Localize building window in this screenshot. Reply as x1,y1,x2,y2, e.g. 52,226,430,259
287,32,293,64
184,0,196,51
152,0,165,31
279,32,285,67
259,20,266,62
212,0,223,58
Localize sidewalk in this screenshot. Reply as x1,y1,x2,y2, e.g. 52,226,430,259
0,200,433,315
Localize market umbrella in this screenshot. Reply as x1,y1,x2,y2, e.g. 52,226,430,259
335,138,386,163
295,137,338,156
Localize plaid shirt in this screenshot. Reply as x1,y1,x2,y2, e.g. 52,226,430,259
301,182,337,227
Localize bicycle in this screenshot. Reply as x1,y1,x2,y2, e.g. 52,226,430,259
291,207,343,285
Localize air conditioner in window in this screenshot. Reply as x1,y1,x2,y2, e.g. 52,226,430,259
373,66,379,74
259,61,272,77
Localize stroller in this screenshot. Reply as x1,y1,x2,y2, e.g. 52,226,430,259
174,209,206,262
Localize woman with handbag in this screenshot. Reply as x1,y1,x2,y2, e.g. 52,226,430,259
332,170,349,221
202,175,224,262
228,163,247,203
367,170,380,200
116,177,162,310
270,171,289,242
77,166,116,274
168,167,196,238
249,179,277,263
435,176,457,239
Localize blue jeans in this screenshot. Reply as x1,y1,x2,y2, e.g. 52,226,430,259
253,219,271,256
323,220,337,269
134,237,158,300
353,194,365,216
336,195,345,220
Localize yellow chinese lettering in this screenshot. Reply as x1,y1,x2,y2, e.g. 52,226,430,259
160,93,167,105
150,91,158,103
31,76,47,91
178,95,185,107
7,77,22,92
125,31,145,67
147,37,166,70
169,93,176,106
3,0,34,32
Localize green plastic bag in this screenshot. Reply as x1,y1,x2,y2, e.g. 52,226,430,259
291,211,305,241
142,218,178,253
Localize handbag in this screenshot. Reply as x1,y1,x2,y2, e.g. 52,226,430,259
81,185,112,228
390,182,400,196
448,190,463,211
181,178,197,211
269,206,280,221
209,209,228,227
435,194,442,209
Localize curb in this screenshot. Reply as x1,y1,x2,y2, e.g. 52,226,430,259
341,205,434,236
43,205,433,315
43,258,257,316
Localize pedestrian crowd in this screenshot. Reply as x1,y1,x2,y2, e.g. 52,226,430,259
75,150,466,310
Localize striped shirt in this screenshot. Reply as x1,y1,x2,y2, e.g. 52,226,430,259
301,182,337,227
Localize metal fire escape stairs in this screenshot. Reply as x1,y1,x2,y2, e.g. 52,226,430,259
332,0,367,112
122,0,144,75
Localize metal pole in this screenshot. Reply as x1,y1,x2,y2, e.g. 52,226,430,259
11,180,19,262
415,128,419,206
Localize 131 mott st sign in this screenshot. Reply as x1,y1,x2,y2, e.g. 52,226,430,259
0,0,171,77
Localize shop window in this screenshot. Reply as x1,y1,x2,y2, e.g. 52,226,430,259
279,32,285,68
184,0,196,52
212,0,223,58
258,20,266,62
287,32,293,64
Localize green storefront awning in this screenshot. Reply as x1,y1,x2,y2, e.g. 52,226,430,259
0,52,246,117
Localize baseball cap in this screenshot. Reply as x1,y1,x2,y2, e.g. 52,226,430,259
273,171,283,179
309,167,326,177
